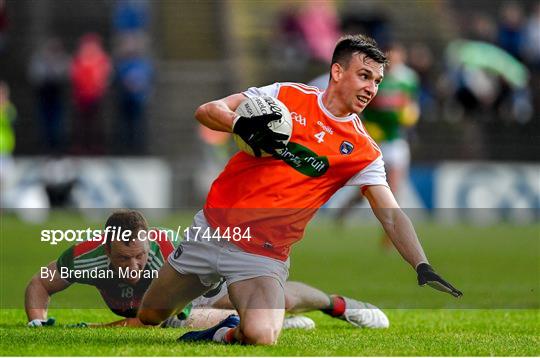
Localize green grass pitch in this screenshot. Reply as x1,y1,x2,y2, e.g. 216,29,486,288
1,309,538,356
1,211,539,355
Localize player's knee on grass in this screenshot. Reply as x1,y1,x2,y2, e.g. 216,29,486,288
240,321,281,345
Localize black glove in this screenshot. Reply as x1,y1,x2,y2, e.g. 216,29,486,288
233,113,288,157
416,263,463,298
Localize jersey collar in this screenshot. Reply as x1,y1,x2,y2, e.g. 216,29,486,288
317,92,357,122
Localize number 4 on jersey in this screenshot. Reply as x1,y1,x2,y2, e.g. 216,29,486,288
314,131,326,143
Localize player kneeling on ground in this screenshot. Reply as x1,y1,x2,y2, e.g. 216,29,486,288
136,34,461,346
25,209,388,329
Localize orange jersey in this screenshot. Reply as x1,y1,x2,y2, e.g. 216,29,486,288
204,82,387,260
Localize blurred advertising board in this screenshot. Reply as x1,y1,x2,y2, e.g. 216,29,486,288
325,162,539,222
434,162,539,224
3,157,172,213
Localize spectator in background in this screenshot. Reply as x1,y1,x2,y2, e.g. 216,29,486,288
444,39,531,124
339,1,391,47
28,38,70,154
497,1,526,61
442,38,532,159
0,0,7,52
523,2,540,123
273,3,309,71
114,32,153,153
309,3,393,100
408,42,437,121
468,13,498,44
295,0,341,64
70,33,111,155
113,0,150,34
0,81,16,207
523,2,540,68
273,0,340,71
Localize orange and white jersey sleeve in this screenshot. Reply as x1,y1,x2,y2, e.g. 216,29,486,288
243,83,281,98
345,155,388,189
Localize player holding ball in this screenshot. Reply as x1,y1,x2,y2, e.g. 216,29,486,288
137,34,462,345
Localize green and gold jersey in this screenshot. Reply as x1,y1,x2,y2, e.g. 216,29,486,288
362,63,419,142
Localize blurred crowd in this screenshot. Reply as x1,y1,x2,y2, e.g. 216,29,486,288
272,0,539,160
1,0,538,162
3,0,154,158
0,0,538,213
0,0,155,211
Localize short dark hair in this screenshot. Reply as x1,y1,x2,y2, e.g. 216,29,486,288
104,209,148,247
331,34,388,69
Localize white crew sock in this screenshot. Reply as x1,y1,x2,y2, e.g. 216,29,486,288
212,327,230,342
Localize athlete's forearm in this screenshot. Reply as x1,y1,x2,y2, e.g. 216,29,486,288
364,186,427,268
380,208,428,268
24,276,51,321
25,263,71,322
195,100,237,133
94,317,146,328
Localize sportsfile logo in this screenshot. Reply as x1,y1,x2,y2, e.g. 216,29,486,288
277,142,329,177
39,226,251,245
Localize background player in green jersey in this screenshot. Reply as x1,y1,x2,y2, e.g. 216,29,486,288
335,42,421,248
361,42,419,201
25,210,389,329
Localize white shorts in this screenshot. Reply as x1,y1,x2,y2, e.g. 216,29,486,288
379,139,410,170
168,210,290,289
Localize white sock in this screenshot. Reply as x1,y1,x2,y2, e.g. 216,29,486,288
212,327,230,342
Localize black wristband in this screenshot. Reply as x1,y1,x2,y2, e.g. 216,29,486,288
416,262,433,274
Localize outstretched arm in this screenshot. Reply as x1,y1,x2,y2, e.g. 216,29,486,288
82,317,146,328
364,185,462,297
363,185,427,268
25,261,71,323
